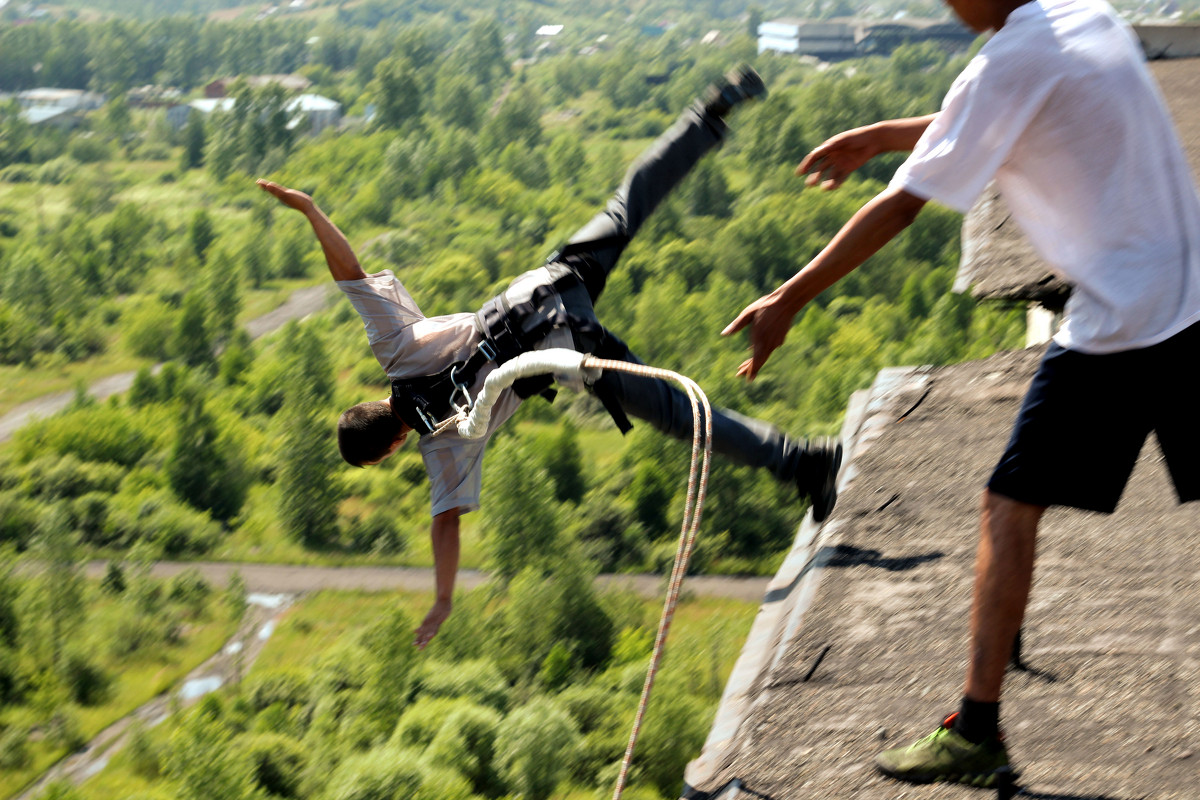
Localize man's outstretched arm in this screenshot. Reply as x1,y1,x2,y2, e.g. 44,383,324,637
797,114,938,190
414,507,461,650
257,179,367,282
723,186,928,379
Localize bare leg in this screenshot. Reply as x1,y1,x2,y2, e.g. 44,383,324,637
963,489,1046,702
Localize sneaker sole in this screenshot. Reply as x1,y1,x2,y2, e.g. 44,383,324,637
876,762,1017,788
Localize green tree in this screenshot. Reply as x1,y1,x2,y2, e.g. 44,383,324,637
166,387,248,524
180,109,206,171
164,698,256,800
25,508,86,672
188,209,216,264
372,56,420,130
276,327,340,548
480,84,542,156
204,249,242,347
169,291,214,369
495,698,580,800
481,438,558,580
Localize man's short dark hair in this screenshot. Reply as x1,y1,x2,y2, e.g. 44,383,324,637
337,401,403,466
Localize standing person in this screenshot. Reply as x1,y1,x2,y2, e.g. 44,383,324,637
259,66,842,652
723,0,1200,787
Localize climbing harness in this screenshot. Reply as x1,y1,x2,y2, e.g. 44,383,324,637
447,349,713,800
390,276,634,436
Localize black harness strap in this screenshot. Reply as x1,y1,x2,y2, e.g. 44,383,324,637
568,314,634,435
390,273,579,435
389,362,468,436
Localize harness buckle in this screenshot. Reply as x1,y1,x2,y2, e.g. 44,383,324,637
479,340,498,361
449,364,473,415
414,406,438,434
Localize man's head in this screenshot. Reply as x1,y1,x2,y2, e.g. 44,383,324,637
337,400,410,466
944,0,1030,33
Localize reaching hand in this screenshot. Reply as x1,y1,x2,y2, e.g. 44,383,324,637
414,598,452,650
722,290,796,381
256,179,315,214
796,126,881,191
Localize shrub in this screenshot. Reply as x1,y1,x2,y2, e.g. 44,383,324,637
321,746,424,800
122,296,175,361
73,492,115,547
19,454,124,500
58,647,111,706
13,405,150,468
412,659,510,711
106,606,169,658
36,156,79,185
495,698,581,800
166,568,211,617
0,491,40,549
0,724,29,769
0,648,25,705
425,702,503,794
389,697,472,750
246,669,311,711
240,732,310,798
67,135,112,163
45,709,86,751
126,721,161,779
104,493,220,557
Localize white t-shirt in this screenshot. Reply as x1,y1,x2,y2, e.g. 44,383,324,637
338,267,572,516
891,0,1200,353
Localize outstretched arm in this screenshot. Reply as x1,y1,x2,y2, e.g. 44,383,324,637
723,186,928,379
797,114,938,191
256,179,367,282
414,507,461,649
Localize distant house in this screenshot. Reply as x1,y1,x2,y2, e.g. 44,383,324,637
758,16,974,60
14,88,105,128
287,93,340,134
167,93,342,134
127,85,184,109
204,74,312,98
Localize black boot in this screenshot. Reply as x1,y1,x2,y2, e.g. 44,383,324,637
796,440,842,522
701,64,768,119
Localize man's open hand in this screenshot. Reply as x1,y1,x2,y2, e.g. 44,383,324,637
796,126,882,191
414,598,452,650
722,289,797,381
256,179,315,214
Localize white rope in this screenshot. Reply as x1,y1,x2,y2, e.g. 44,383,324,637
435,349,714,800
582,359,712,800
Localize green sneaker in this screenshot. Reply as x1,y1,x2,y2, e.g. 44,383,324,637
876,714,1016,788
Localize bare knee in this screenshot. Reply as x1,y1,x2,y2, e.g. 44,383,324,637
980,489,1046,543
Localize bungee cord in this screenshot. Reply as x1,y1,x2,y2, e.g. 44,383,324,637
436,349,714,800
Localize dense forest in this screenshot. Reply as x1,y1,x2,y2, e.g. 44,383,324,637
0,1,1035,797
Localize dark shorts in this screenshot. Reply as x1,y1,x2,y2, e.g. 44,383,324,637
988,321,1200,513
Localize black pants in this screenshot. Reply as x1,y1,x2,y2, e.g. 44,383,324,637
544,106,810,483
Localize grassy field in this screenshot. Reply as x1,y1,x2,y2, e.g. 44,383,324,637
0,587,241,800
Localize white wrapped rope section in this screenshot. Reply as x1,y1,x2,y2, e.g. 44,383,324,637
439,349,714,800
452,349,601,439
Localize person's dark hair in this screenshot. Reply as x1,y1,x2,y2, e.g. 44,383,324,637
337,401,403,466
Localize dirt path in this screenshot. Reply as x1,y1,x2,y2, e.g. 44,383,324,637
81,560,771,602
0,284,332,443
14,594,292,800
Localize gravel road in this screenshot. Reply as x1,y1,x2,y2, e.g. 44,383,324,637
0,284,332,443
